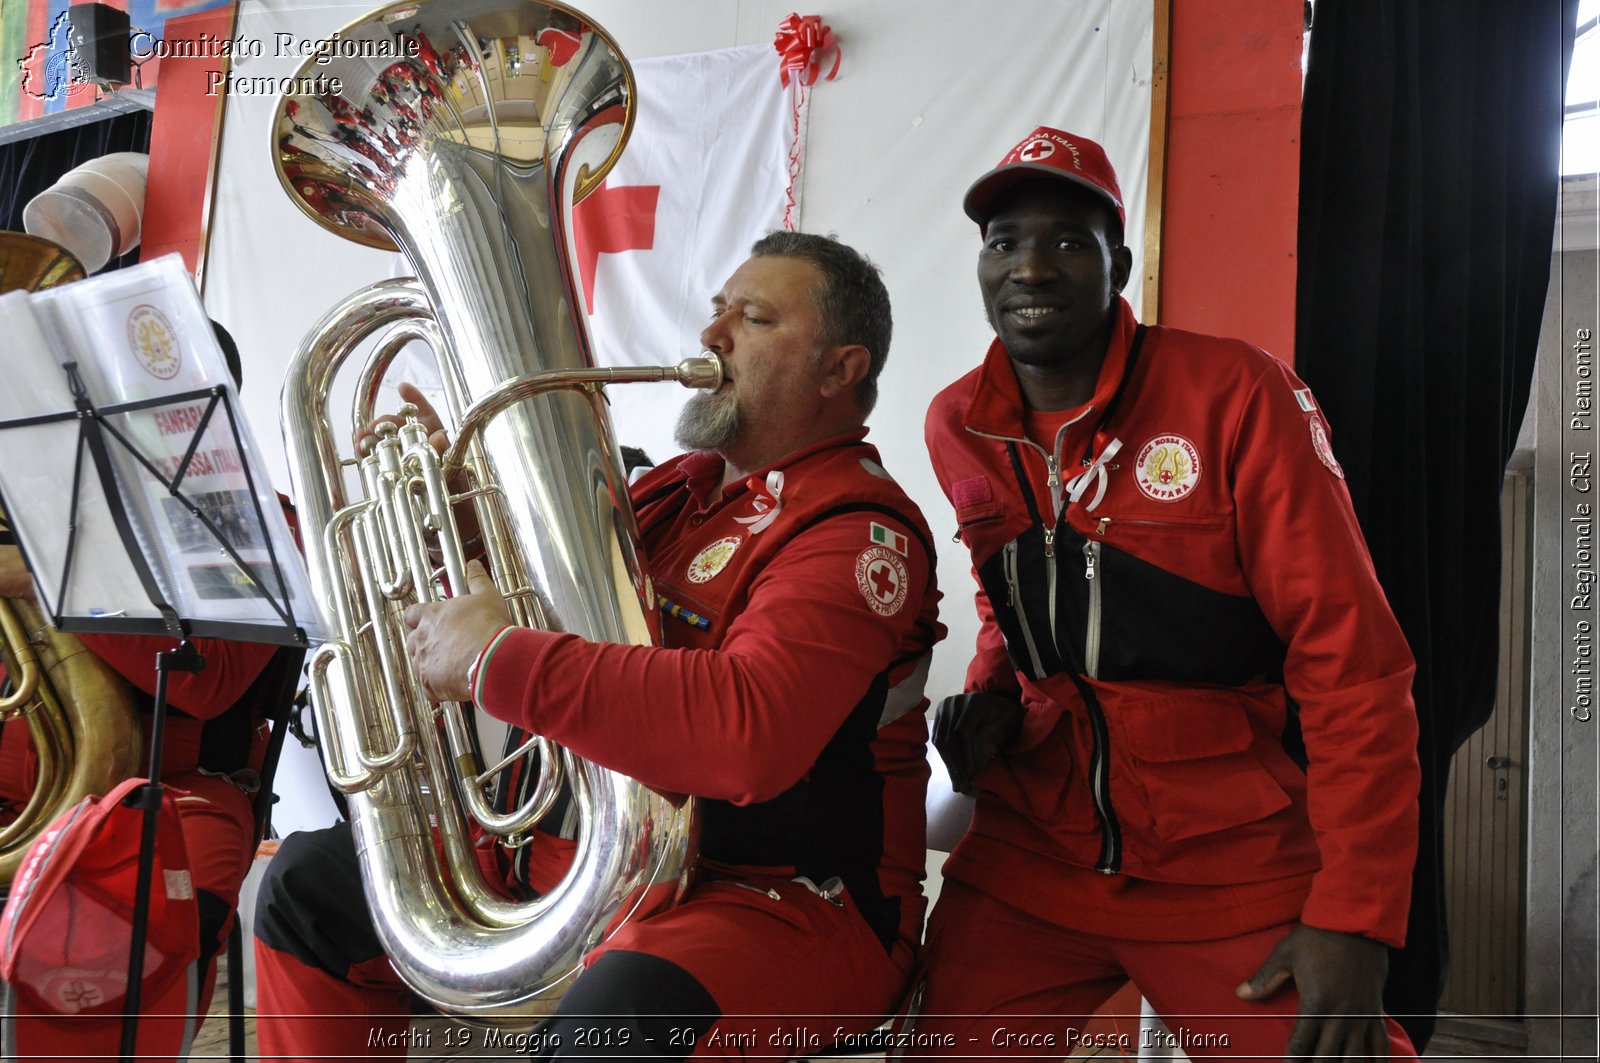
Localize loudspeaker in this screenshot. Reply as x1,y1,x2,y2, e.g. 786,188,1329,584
67,3,131,86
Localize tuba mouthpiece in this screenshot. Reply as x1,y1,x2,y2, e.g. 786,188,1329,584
676,352,723,390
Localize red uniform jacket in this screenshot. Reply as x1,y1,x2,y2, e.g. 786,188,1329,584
924,299,1419,948
476,431,944,952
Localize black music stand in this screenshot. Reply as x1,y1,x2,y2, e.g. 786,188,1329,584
0,361,308,1063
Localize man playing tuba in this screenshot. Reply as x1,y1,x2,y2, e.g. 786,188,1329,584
254,231,944,1059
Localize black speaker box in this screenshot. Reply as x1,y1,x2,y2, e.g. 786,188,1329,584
68,3,132,86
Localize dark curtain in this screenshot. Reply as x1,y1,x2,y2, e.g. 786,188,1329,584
0,108,152,271
1296,0,1577,1048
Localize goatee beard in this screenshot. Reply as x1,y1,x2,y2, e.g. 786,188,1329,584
674,390,740,452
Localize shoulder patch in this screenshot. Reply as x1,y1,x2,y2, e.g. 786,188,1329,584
856,546,909,616
1294,388,1317,413
1308,416,1344,478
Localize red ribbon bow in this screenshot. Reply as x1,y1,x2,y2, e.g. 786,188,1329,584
773,13,841,87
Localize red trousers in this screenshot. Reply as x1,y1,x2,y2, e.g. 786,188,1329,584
912,880,1417,1061
254,823,914,1061
164,770,259,1011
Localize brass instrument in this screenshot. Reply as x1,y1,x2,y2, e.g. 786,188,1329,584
0,232,143,885
0,232,84,291
274,0,718,1020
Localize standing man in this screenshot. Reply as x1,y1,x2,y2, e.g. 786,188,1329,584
918,127,1420,1061
254,231,944,1060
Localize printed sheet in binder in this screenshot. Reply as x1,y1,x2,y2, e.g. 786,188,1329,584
0,255,318,644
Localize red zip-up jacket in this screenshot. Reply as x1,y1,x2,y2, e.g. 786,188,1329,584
924,299,1419,948
476,431,944,952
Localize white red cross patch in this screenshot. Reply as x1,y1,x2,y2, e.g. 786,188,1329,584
1309,416,1344,478
855,546,909,616
1017,138,1055,162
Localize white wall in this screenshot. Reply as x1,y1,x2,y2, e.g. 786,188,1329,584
204,0,1154,831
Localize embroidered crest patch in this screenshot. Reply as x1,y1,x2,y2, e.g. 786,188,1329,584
856,546,909,616
1133,434,1201,502
1309,416,1344,478
686,536,741,584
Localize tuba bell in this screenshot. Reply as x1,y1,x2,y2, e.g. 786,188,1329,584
275,0,715,1020
0,232,144,886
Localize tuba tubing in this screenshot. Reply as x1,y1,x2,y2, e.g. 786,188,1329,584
0,597,144,885
284,287,719,1020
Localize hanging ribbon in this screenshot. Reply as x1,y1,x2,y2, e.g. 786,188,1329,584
773,15,840,230
1066,438,1123,513
733,470,785,534
773,14,841,88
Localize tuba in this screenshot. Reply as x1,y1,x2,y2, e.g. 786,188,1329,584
275,0,715,1020
0,232,144,886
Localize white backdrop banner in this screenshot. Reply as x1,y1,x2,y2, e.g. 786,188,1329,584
580,42,794,366
576,42,798,463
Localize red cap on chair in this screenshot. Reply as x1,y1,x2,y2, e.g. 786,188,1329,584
963,126,1125,228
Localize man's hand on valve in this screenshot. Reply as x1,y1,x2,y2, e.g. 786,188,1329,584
357,381,484,555
355,382,450,458
401,560,511,703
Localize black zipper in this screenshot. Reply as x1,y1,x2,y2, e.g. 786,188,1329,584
1074,672,1122,872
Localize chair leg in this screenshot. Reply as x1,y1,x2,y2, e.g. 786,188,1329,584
228,915,245,1063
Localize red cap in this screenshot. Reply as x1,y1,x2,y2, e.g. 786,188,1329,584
0,778,201,1058
963,126,1125,228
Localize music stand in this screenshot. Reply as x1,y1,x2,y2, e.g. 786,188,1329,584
0,261,315,1062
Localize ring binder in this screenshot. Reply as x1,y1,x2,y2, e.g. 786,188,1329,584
0,255,317,1061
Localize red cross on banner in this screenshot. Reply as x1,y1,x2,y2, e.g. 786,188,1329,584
571,180,662,314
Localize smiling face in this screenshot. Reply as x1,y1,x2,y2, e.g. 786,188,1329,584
977,179,1133,388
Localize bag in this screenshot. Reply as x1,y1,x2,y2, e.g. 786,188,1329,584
0,777,200,1061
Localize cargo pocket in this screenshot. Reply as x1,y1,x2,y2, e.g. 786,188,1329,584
1115,690,1290,843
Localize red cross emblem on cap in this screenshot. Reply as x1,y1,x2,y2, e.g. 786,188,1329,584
1018,138,1055,162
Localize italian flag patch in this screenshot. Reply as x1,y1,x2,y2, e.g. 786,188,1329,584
869,521,908,556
